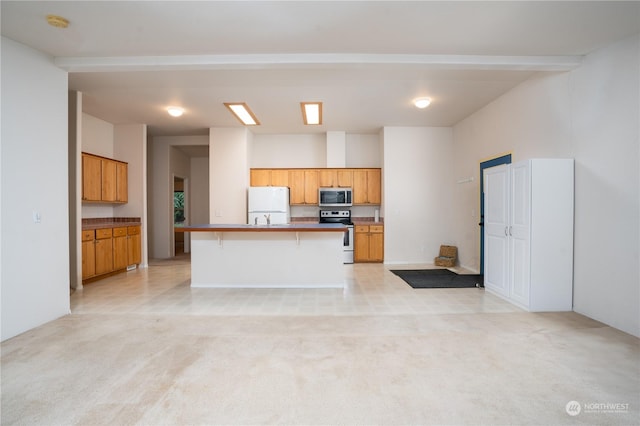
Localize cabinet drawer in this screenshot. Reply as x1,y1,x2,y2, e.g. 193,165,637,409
95,228,113,239
113,227,127,237
355,225,369,233
82,230,95,242
127,226,140,235
370,225,384,233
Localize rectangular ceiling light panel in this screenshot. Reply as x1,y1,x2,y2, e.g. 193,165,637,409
224,103,260,126
301,102,322,125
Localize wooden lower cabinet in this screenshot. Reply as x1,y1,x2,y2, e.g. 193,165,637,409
112,227,128,271
354,224,384,263
95,228,113,275
127,226,142,265
81,230,96,279
82,224,142,283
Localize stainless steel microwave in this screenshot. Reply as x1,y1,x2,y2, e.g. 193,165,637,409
319,187,352,207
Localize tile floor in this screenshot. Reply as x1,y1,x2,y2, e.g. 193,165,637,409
71,255,519,317
2,255,638,425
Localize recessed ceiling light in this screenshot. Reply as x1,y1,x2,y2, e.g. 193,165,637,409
224,103,260,126
167,106,184,117
46,14,69,29
301,102,323,125
414,98,431,109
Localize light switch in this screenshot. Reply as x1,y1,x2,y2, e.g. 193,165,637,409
33,210,41,223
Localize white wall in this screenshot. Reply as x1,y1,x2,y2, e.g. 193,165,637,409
249,132,381,169
250,134,326,168
190,157,210,225
382,127,454,264
1,37,70,341
452,35,639,337
148,135,208,258
210,128,250,223
114,124,148,266
346,133,382,168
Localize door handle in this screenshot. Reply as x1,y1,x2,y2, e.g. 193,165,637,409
509,226,512,236
504,227,508,236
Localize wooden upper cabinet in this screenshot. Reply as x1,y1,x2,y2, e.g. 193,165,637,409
317,168,357,189
270,169,289,187
353,168,381,205
250,169,271,186
366,169,381,204
248,167,380,205
337,170,353,188
82,153,128,204
116,162,128,202
82,154,102,201
318,169,337,187
251,169,289,187
101,159,117,202
288,170,305,204
288,169,318,205
304,170,318,204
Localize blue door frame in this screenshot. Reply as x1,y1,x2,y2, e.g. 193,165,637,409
479,154,512,275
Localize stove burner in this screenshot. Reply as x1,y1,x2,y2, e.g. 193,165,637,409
319,209,352,225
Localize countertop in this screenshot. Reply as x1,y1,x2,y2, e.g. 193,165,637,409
176,223,347,232
82,218,141,230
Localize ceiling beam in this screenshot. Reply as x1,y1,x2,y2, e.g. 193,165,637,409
55,53,582,73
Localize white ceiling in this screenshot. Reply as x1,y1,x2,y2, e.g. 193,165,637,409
2,1,639,138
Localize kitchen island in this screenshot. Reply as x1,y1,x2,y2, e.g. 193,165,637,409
176,224,347,288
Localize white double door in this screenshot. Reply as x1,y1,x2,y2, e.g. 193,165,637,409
484,162,531,307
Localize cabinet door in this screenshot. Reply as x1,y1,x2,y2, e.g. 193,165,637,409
82,230,96,279
366,169,382,204
318,169,337,187
95,229,113,276
304,170,318,204
101,159,117,202
354,225,370,262
509,162,530,306
112,227,128,270
250,169,271,186
288,170,305,204
113,237,128,270
127,226,141,265
369,225,384,262
352,170,368,204
337,170,353,188
271,169,289,187
116,162,128,203
483,165,510,297
82,154,101,201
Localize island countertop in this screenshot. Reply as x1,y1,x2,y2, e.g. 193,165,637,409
175,223,347,233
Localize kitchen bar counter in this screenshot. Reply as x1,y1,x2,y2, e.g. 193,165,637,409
180,223,346,289
176,223,346,233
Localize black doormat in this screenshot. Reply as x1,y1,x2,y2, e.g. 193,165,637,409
391,269,483,289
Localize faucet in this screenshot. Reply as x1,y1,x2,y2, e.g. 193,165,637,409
264,214,271,225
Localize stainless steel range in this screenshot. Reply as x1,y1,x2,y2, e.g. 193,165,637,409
319,210,353,264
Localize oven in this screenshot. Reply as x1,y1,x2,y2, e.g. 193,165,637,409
319,210,354,264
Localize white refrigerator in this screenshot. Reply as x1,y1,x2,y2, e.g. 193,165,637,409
248,186,291,225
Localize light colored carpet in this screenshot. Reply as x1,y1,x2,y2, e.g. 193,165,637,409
2,311,638,425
